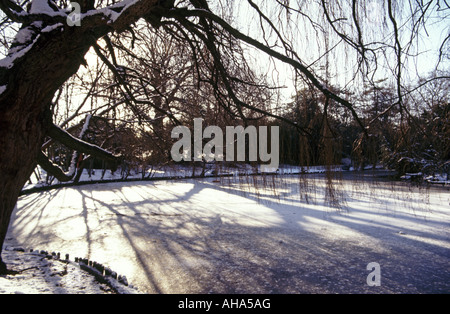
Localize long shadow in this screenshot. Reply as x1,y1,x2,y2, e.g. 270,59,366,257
196,175,450,292
213,174,449,247
7,189,62,248
83,177,449,292
8,175,450,293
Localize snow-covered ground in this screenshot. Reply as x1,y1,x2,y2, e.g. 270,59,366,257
4,172,450,293
0,247,139,294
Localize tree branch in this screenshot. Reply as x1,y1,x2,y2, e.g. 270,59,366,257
168,7,368,134
47,123,120,165
36,151,74,182
387,0,404,113
0,0,29,23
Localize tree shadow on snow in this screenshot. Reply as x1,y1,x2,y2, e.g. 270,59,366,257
9,174,450,293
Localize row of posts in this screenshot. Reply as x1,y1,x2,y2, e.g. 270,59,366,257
19,248,129,286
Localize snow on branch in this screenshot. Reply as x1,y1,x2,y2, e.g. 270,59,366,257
67,114,92,176
0,0,147,30
0,21,65,72
0,33,41,69
29,0,65,16
69,0,141,28
0,0,29,23
0,0,68,24
47,122,121,165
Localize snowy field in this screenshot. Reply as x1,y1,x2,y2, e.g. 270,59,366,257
5,173,450,293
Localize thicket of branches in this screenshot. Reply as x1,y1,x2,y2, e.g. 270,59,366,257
277,74,449,178
3,0,443,185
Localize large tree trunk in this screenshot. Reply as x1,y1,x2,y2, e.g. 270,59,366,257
0,32,91,272
0,0,161,274
0,25,98,273
0,97,50,272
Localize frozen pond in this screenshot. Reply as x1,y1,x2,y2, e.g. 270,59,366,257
7,174,450,293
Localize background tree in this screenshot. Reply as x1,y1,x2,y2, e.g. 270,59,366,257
279,86,342,167
382,73,450,178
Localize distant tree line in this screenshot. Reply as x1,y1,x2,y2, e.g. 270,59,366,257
276,74,449,178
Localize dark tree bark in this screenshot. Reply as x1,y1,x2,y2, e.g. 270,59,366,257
0,33,95,272
0,0,162,273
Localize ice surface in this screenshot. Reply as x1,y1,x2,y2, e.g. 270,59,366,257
10,175,450,293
